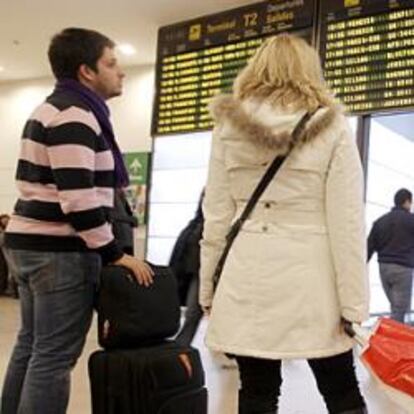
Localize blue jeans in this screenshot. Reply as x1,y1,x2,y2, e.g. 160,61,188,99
379,262,413,323
0,250,100,414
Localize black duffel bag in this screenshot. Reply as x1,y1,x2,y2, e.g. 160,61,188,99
97,263,181,349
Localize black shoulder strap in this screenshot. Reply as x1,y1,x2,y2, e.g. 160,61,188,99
213,109,317,288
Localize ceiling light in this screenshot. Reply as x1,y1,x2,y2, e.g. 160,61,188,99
118,44,136,56
0,67,4,72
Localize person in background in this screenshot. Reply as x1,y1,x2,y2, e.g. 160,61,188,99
170,190,204,346
0,214,18,298
111,189,138,256
0,28,153,414
368,188,414,323
0,214,11,295
200,33,368,414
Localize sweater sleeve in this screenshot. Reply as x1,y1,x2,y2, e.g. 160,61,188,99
46,106,123,264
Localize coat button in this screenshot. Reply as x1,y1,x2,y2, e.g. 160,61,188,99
264,202,271,209
262,226,268,232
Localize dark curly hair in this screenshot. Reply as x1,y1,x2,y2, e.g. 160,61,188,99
48,27,115,80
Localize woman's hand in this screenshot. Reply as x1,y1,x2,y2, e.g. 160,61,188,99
341,317,355,338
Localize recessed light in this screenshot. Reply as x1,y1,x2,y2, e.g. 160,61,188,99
117,44,136,56
0,67,4,72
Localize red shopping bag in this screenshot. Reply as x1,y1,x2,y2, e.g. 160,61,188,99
361,318,414,397
374,317,414,342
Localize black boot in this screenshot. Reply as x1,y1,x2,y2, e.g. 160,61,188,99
238,391,277,414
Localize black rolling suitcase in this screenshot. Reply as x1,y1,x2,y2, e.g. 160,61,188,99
88,341,208,414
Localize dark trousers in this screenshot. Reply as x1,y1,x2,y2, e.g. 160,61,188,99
175,277,203,346
236,350,366,414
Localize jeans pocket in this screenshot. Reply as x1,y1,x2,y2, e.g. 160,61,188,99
10,250,56,294
54,252,101,293
9,250,102,295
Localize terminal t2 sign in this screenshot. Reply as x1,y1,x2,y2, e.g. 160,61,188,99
153,0,315,136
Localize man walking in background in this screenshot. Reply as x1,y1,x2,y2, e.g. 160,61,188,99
368,188,414,323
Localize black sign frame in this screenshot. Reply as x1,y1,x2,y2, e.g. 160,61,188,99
319,0,414,116
152,0,316,136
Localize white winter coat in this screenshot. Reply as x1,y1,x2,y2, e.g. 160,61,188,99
199,95,369,360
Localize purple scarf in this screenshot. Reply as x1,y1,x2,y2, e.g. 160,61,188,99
54,79,129,188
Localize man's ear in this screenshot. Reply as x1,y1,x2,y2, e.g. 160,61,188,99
78,64,96,83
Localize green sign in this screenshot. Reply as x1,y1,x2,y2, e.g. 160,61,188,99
122,152,150,225
123,152,149,185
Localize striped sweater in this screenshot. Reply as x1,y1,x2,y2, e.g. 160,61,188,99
5,90,123,264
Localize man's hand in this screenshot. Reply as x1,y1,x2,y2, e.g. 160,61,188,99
113,254,154,287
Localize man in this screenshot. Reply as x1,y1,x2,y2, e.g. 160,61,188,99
1,28,153,414
368,188,414,323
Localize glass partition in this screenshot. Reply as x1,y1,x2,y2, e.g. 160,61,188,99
146,132,211,264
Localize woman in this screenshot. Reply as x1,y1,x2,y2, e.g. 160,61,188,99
200,33,369,414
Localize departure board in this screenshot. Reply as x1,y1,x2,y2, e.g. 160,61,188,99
153,0,315,136
320,0,414,115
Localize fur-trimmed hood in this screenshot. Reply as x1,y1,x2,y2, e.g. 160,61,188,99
209,94,342,154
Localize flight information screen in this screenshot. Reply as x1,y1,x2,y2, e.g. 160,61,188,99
320,0,414,114
153,0,315,135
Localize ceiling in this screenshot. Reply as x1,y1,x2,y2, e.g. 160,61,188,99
0,0,254,82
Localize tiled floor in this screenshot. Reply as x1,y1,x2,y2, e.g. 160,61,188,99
0,296,411,413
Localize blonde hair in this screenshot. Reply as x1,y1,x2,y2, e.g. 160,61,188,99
233,33,336,111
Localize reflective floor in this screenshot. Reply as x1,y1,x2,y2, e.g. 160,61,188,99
0,297,409,413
